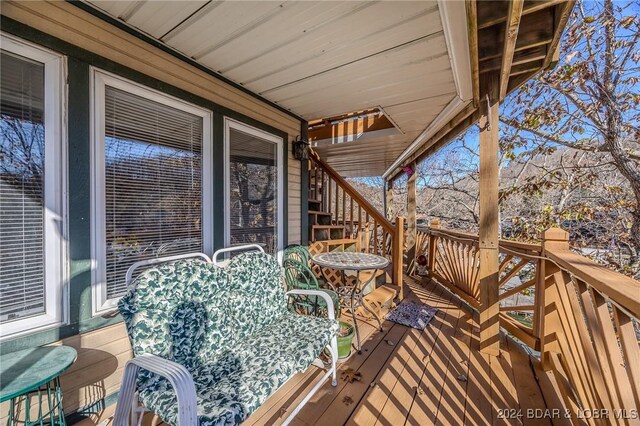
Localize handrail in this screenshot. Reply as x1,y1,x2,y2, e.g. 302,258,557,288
545,247,640,319
309,149,394,233
416,225,542,253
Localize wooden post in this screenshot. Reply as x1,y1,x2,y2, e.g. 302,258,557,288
478,89,500,356
385,179,395,221
539,227,570,369
406,162,417,267
427,219,440,275
393,216,405,300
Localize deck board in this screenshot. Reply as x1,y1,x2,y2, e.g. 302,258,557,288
81,274,547,426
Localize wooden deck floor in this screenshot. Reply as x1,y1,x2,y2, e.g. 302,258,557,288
245,275,549,426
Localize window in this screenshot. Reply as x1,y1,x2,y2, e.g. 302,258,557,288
225,118,283,256
0,34,66,339
92,70,212,313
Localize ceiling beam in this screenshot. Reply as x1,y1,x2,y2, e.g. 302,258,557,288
478,0,566,30
479,45,547,73
542,1,576,68
500,0,524,100
478,8,554,60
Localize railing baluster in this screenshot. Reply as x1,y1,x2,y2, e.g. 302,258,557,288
373,220,378,255
413,224,640,418
613,307,640,409
314,160,319,201
349,197,354,239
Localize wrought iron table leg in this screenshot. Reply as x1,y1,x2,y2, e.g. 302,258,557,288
358,268,384,331
350,280,362,354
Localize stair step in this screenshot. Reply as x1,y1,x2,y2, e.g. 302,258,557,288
310,225,345,241
311,225,345,230
358,285,397,319
309,210,332,225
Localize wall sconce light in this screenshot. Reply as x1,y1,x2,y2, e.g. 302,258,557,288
292,136,309,161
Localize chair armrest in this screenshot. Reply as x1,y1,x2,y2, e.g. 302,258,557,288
286,289,336,320
113,353,197,426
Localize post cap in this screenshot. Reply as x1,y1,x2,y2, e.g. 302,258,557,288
542,227,569,241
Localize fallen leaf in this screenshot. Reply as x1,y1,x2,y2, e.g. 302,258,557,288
343,396,354,406
341,368,362,383
386,339,395,346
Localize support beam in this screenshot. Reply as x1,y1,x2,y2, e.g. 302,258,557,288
500,0,524,100
466,0,480,106
542,1,576,69
393,216,405,300
406,162,418,266
478,82,500,356
385,179,395,221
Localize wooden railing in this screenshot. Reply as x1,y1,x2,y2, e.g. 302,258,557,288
414,223,640,421
308,150,404,297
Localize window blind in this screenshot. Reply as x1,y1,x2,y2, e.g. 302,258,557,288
104,86,203,299
0,51,46,322
228,128,278,254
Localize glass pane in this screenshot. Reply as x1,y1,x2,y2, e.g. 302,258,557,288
229,128,278,254
0,51,46,322
104,86,203,299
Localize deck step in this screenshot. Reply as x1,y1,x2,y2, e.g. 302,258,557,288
358,284,397,319
309,210,332,226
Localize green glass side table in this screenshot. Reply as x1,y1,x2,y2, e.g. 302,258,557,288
0,346,77,425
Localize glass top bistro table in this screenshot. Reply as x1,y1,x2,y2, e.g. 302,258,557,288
312,251,390,354
0,346,77,425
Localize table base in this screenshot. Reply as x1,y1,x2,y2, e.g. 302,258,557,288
332,270,384,354
7,377,67,426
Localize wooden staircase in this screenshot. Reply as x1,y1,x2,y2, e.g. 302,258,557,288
306,149,406,307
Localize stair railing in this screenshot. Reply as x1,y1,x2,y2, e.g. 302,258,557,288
308,150,404,297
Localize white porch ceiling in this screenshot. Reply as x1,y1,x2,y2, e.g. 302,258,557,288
87,0,470,177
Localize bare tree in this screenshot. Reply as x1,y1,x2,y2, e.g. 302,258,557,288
500,0,639,271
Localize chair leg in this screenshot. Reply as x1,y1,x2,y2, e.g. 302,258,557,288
330,336,338,386
114,362,140,426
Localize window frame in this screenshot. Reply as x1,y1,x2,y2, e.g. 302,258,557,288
223,117,284,260
0,33,68,340
90,68,213,315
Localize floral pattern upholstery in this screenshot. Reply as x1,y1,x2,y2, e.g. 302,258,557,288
118,252,339,426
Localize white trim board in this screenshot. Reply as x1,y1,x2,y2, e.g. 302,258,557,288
382,0,473,179
0,33,68,340
223,117,285,262
90,68,213,315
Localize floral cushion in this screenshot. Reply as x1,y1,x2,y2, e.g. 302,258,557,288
138,313,339,425
119,252,339,426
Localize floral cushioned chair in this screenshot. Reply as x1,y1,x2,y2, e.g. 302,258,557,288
114,250,339,426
